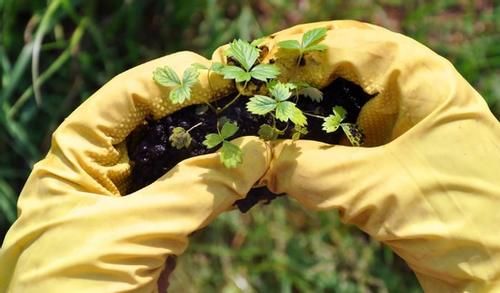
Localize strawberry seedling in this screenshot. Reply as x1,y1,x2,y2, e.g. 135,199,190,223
278,27,328,65
127,27,373,212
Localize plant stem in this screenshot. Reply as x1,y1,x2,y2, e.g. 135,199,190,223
296,51,304,67
304,112,326,120
204,101,217,114
217,92,241,114
187,122,203,133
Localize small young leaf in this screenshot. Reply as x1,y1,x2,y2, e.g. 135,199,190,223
211,62,225,74
250,37,266,47
203,133,223,149
300,87,323,102
220,141,243,168
250,64,280,81
182,66,200,87
322,115,341,133
292,125,309,140
278,40,301,50
275,101,296,122
169,85,191,104
258,124,280,141
303,43,328,52
220,121,239,139
341,123,365,146
269,82,292,101
294,125,309,135
220,65,252,82
153,66,181,87
322,106,346,133
290,107,307,126
191,63,208,70
333,105,347,120
247,95,277,115
302,27,327,49
226,39,259,71
275,101,307,126
169,127,192,149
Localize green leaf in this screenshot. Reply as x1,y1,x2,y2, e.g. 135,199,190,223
203,133,223,149
322,116,341,133
278,40,301,50
210,62,225,74
153,66,181,87
291,107,307,126
226,39,259,71
300,87,323,102
169,85,191,104
258,124,280,140
250,37,266,47
275,101,307,126
292,125,308,140
169,127,192,149
191,63,208,70
333,106,347,120
322,106,346,133
269,82,292,101
250,64,280,81
291,132,301,140
220,141,243,168
220,65,252,82
303,44,328,52
341,123,365,146
246,95,277,115
182,66,200,87
302,27,327,49
294,125,309,135
220,121,239,139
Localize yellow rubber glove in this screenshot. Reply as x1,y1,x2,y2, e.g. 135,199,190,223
260,21,500,292
0,52,270,292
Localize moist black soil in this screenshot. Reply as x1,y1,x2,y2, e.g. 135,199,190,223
126,77,373,211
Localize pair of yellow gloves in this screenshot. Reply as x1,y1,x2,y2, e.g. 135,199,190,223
1,20,499,292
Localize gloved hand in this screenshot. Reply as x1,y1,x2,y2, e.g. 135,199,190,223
0,52,271,292
260,21,500,292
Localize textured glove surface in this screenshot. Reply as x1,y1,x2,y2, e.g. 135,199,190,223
261,21,500,292
0,52,270,292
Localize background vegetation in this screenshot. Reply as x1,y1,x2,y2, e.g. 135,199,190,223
1,0,498,292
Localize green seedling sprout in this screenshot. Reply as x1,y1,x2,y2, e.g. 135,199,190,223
278,27,328,65
152,28,365,169
247,81,307,126
202,121,243,168
153,65,199,104
322,106,364,146
168,122,202,150
220,39,279,84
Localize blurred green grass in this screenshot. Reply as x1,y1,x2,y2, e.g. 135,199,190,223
1,0,498,292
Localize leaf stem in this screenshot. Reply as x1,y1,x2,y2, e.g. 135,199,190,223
205,101,218,114
304,112,326,120
187,122,203,133
296,51,304,67
217,92,242,114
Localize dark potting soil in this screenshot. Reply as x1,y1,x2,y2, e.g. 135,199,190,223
126,77,373,211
